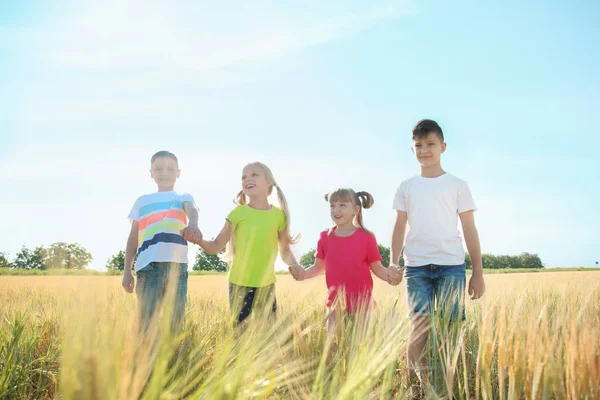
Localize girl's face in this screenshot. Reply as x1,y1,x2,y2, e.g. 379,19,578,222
330,199,360,227
241,165,271,198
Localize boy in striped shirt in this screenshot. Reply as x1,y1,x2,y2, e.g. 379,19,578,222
122,151,201,331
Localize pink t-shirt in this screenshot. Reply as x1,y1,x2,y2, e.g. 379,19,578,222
315,228,382,312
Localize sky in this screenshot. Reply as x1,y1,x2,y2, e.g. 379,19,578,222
1,0,599,270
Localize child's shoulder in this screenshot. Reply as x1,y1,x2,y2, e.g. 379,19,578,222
397,175,421,190
398,173,468,190
319,228,331,239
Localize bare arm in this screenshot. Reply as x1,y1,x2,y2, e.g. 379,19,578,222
304,258,326,279
370,260,404,285
122,221,139,293
198,221,231,255
460,210,485,299
370,260,389,282
278,228,299,266
391,210,408,266
181,202,202,242
183,201,199,227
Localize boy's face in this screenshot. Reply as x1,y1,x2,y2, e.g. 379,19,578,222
241,164,270,198
150,157,180,191
412,132,446,168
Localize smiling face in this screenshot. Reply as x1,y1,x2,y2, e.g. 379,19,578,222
330,199,359,228
150,156,180,191
241,164,271,199
328,190,361,229
412,132,446,168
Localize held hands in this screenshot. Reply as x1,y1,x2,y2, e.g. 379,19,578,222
288,264,306,281
386,264,404,286
181,225,203,245
122,271,135,293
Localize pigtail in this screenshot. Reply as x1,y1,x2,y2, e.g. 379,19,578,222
354,190,375,236
356,191,374,209
275,185,300,245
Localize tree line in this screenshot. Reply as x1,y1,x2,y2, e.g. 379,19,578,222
299,247,545,270
0,243,93,270
0,243,549,272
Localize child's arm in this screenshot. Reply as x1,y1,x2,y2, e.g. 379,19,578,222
278,228,300,267
460,210,485,299
181,202,202,243
122,221,139,293
390,210,408,267
289,258,325,281
370,261,403,286
197,221,231,255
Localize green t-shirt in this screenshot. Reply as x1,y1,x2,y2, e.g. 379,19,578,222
227,204,287,287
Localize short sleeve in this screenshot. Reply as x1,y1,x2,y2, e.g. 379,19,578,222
278,210,288,232
179,193,195,205
226,206,243,229
128,197,142,222
457,182,477,213
366,234,382,263
392,182,407,211
315,231,327,259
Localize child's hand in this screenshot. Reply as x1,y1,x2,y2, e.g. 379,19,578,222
387,264,404,286
468,272,485,300
122,271,135,293
181,225,202,244
288,264,305,281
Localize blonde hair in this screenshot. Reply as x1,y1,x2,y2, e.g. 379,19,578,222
223,162,299,262
325,188,375,236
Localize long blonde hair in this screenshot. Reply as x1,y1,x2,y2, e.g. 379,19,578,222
325,188,375,236
223,162,299,262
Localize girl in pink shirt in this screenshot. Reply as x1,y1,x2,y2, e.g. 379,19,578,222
290,189,403,319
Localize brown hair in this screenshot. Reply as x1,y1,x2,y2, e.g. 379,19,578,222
412,119,444,142
325,188,375,236
151,150,179,167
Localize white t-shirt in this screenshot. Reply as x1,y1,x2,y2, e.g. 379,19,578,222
392,173,476,267
128,191,195,271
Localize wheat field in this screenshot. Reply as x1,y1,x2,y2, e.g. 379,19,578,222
0,272,599,399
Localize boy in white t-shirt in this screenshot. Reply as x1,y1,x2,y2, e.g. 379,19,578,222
390,119,485,394
122,150,202,332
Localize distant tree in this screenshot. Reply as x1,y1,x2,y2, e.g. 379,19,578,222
106,250,138,271
465,253,472,269
0,252,10,269
12,246,46,270
378,245,390,267
518,252,544,269
299,248,316,269
482,254,498,269
595,261,598,266
193,249,228,272
45,242,93,270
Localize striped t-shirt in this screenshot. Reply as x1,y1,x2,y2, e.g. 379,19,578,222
128,191,195,271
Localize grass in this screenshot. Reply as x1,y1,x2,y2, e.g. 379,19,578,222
1,267,599,276
0,272,599,399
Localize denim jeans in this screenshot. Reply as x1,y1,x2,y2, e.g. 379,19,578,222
135,262,188,331
404,263,466,321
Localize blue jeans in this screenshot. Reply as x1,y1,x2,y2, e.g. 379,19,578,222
404,263,466,321
135,262,188,331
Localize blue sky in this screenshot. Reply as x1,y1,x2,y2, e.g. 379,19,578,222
1,0,599,269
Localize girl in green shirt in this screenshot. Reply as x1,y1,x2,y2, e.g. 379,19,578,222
186,162,301,323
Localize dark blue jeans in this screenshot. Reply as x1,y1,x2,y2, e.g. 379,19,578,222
136,262,188,331
404,263,466,321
